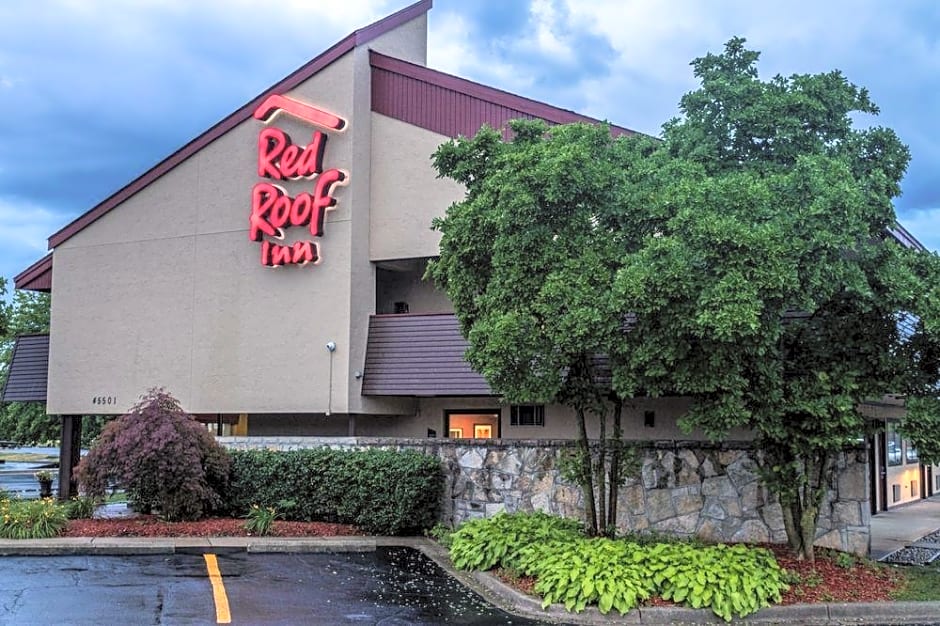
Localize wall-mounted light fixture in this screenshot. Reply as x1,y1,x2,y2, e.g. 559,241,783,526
326,341,336,415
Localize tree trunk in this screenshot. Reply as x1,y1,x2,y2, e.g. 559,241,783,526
607,398,623,534
777,450,832,563
575,407,598,535
597,408,607,536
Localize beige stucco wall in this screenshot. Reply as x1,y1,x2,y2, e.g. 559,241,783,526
47,15,429,417
369,114,465,261
376,261,452,314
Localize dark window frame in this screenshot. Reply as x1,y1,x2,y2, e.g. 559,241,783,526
510,405,544,427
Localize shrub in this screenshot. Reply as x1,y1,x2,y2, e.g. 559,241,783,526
448,512,789,621
449,511,582,571
650,542,788,621
66,495,98,520
225,448,443,535
0,497,69,539
243,504,278,536
76,388,231,521
518,538,656,614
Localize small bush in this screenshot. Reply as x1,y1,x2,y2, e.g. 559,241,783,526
426,523,455,548
518,538,656,614
66,495,98,520
449,511,582,571
448,512,789,621
0,497,69,539
76,388,231,521
225,448,443,535
243,505,278,536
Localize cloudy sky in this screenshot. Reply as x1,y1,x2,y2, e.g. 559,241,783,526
0,0,937,286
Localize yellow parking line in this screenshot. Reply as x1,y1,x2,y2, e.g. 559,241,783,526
203,553,232,624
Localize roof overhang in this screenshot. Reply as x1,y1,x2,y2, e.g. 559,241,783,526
1,334,50,403
362,313,494,396
13,253,52,292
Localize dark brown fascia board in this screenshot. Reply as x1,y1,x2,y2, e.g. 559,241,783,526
369,50,638,137
46,0,433,251
13,252,53,290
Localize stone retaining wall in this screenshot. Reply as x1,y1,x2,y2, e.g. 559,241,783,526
218,436,870,555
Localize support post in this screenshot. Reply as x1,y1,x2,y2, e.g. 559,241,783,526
347,414,357,437
57,415,83,500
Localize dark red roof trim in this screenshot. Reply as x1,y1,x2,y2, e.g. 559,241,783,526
1,334,50,403
370,51,637,138
362,313,494,396
46,0,433,251
14,253,52,292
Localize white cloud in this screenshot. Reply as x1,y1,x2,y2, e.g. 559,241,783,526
428,12,535,93
524,0,575,63
0,197,58,255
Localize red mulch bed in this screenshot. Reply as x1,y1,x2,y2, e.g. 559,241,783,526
64,516,363,538
496,544,904,606
769,545,902,604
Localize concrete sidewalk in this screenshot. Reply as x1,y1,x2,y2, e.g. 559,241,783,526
0,535,938,625
870,494,940,559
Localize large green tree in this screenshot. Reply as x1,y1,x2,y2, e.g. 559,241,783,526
611,38,940,561
429,120,635,535
430,38,940,560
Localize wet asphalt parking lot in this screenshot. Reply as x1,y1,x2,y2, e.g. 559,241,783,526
0,547,549,625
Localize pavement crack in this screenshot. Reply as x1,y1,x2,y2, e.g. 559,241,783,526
153,586,164,626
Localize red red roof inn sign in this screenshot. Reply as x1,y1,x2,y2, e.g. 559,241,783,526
249,94,348,267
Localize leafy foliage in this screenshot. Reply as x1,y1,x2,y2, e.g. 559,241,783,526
243,504,278,536
76,388,231,521
610,37,940,559
430,119,648,534
431,36,940,559
448,511,582,571
518,538,656,614
449,513,788,621
651,542,787,621
0,497,68,539
65,495,98,520
224,448,443,535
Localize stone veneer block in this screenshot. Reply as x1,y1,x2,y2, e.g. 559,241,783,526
218,438,871,555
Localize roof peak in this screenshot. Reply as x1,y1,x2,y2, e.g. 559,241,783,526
46,0,432,251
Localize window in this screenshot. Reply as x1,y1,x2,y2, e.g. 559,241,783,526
906,441,919,464
510,405,544,426
886,421,902,467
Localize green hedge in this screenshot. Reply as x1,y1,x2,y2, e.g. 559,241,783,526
224,448,443,535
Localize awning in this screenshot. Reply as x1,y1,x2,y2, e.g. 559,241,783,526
362,313,494,396
2,334,50,403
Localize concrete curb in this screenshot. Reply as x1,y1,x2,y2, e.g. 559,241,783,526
1,536,939,624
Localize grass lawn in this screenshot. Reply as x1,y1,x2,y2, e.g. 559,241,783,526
891,563,940,601
0,453,58,463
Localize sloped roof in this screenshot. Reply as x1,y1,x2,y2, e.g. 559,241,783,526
14,253,52,291
1,334,49,403
370,51,636,138
45,0,433,251
362,313,493,396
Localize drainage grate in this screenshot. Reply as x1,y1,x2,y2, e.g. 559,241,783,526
881,545,940,565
